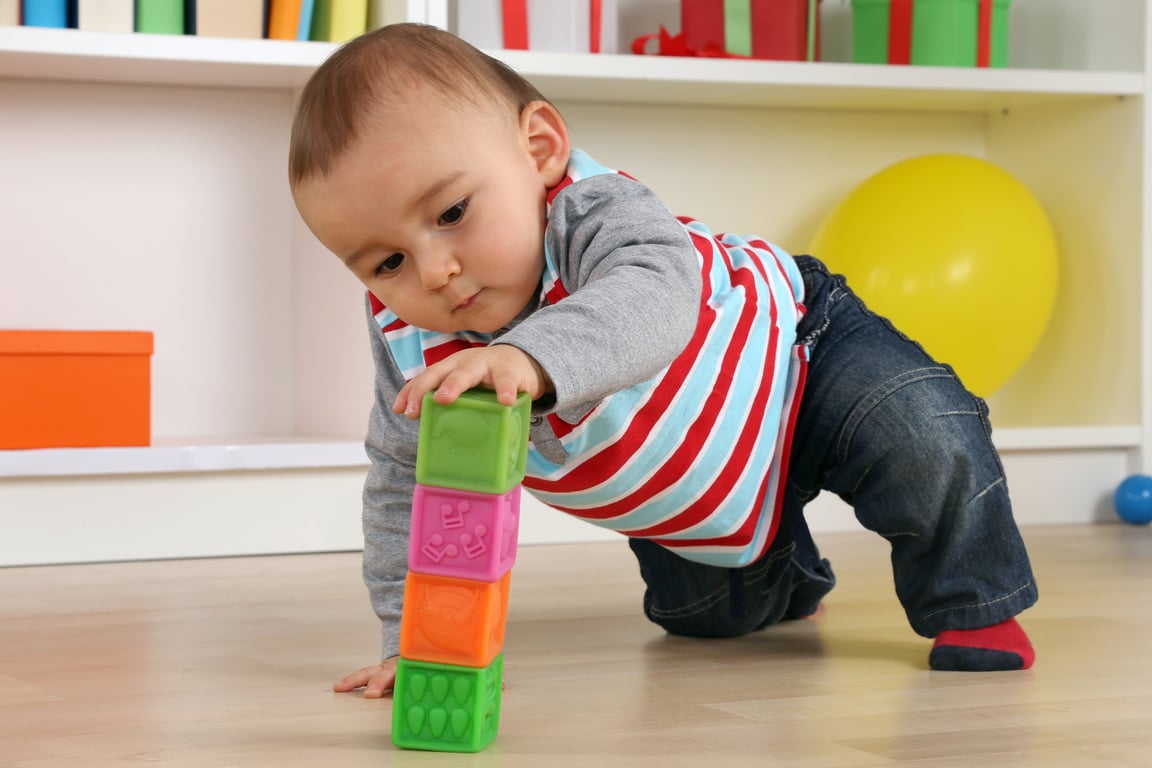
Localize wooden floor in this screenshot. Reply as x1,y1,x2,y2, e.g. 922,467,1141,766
2,523,1151,767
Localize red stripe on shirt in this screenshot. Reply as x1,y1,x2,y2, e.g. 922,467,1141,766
422,337,485,367
522,225,720,493
571,239,781,528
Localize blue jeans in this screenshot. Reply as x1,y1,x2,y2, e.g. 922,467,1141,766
629,256,1038,639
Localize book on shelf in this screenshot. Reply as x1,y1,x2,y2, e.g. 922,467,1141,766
77,0,134,32
135,0,184,34
310,0,367,42
268,0,300,40
297,0,314,40
368,0,406,29
1,0,19,26
186,0,264,39
21,0,67,27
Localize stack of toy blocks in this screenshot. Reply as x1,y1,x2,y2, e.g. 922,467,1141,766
392,389,531,752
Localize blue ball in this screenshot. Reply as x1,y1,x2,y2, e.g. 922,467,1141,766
1113,474,1152,526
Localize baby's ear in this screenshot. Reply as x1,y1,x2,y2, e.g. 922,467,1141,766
521,101,570,186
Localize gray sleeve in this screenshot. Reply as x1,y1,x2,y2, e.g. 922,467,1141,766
495,172,702,409
360,296,419,661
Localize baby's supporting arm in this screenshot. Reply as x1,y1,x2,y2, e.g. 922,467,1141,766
334,306,418,696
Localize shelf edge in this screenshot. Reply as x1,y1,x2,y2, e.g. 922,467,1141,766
0,27,1143,106
0,441,369,478
993,426,1143,452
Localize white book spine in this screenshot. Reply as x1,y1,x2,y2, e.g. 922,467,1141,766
78,0,136,33
598,0,618,54
453,0,503,49
528,0,587,53
370,0,410,28
0,0,17,26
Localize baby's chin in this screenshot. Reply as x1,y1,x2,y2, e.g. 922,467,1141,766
427,313,517,336
402,293,532,336
464,317,517,334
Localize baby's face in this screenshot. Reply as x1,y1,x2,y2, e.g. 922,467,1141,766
294,93,550,334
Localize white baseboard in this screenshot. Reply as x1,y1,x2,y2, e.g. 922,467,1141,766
0,445,1132,567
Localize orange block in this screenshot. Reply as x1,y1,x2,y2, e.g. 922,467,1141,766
400,570,512,668
0,331,153,450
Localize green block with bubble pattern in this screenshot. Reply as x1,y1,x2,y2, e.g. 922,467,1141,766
391,654,503,752
416,389,530,494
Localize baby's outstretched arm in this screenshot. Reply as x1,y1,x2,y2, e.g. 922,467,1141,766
333,656,399,699
392,344,552,418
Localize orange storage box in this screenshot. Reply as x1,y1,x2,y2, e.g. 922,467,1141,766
0,330,153,450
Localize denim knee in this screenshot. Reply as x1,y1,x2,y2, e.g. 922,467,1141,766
628,532,838,639
835,367,1004,533
630,537,797,637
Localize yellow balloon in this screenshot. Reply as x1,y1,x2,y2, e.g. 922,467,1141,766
809,154,1059,398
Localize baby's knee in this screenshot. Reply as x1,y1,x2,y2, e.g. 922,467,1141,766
641,593,770,638
640,565,799,639
858,370,994,463
630,538,801,639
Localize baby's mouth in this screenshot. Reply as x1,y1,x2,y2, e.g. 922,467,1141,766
454,292,479,311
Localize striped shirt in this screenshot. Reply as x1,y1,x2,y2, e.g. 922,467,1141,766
374,150,808,567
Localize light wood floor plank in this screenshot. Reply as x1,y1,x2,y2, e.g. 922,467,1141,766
1,523,1150,766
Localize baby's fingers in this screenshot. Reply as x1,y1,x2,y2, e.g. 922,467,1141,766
362,671,393,699
333,666,375,692
431,367,486,405
333,662,397,698
393,374,446,419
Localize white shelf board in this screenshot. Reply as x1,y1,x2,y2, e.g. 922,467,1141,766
0,426,1138,478
0,439,368,477
0,26,327,88
0,26,1143,112
504,51,1146,112
992,426,1143,452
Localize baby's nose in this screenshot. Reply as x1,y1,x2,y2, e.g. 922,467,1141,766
417,250,461,291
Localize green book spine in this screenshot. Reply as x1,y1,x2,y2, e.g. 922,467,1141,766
135,0,185,34
310,0,366,42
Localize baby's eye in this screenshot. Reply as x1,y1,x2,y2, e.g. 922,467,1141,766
374,253,405,276
438,199,469,227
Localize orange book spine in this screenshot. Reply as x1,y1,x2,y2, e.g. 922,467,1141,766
267,0,301,40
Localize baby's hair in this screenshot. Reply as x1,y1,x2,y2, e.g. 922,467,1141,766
289,23,552,187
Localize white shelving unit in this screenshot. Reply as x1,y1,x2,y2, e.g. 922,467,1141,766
0,0,1148,565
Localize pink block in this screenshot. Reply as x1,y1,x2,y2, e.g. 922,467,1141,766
409,484,521,581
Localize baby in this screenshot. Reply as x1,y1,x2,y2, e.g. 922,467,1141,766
288,23,1037,698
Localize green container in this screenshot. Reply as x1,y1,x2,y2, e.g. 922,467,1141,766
852,0,1011,67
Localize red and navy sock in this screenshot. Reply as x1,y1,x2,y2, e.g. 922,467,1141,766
929,617,1035,671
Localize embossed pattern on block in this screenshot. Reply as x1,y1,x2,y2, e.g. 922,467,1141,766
391,655,503,753
416,390,530,494
409,484,521,582
399,570,511,668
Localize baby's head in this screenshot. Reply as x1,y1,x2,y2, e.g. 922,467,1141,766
290,24,570,334
290,23,555,187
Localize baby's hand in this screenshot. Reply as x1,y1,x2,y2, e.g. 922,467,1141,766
393,345,552,419
333,658,399,699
